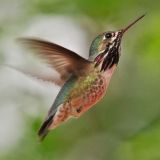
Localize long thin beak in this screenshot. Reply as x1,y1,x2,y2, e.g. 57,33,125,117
122,14,146,34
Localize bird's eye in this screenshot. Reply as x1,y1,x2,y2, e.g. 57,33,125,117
105,33,112,39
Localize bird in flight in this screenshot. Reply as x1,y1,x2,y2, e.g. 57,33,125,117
17,14,145,140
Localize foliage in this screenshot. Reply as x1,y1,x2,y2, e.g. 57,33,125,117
0,0,160,160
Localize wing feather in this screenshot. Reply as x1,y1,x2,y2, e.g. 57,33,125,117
18,38,92,80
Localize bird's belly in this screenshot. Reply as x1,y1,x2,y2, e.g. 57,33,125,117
69,65,117,117
69,75,108,117
50,75,107,129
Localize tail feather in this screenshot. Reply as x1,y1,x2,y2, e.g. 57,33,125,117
38,114,54,141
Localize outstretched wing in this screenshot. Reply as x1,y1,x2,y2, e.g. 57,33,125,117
18,38,91,81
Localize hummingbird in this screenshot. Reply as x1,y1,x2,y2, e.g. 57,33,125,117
18,14,145,140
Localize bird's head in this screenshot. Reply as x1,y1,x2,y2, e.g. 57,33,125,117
89,14,145,71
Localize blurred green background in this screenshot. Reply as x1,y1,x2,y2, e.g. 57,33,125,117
0,0,160,160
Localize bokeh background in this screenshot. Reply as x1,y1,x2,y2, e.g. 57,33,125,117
0,0,160,160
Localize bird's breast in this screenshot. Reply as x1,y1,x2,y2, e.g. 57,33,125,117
66,65,117,117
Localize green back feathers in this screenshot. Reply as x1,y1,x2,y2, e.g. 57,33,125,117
49,75,77,113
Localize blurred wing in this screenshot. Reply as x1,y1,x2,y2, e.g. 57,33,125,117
5,65,64,86
18,38,91,80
